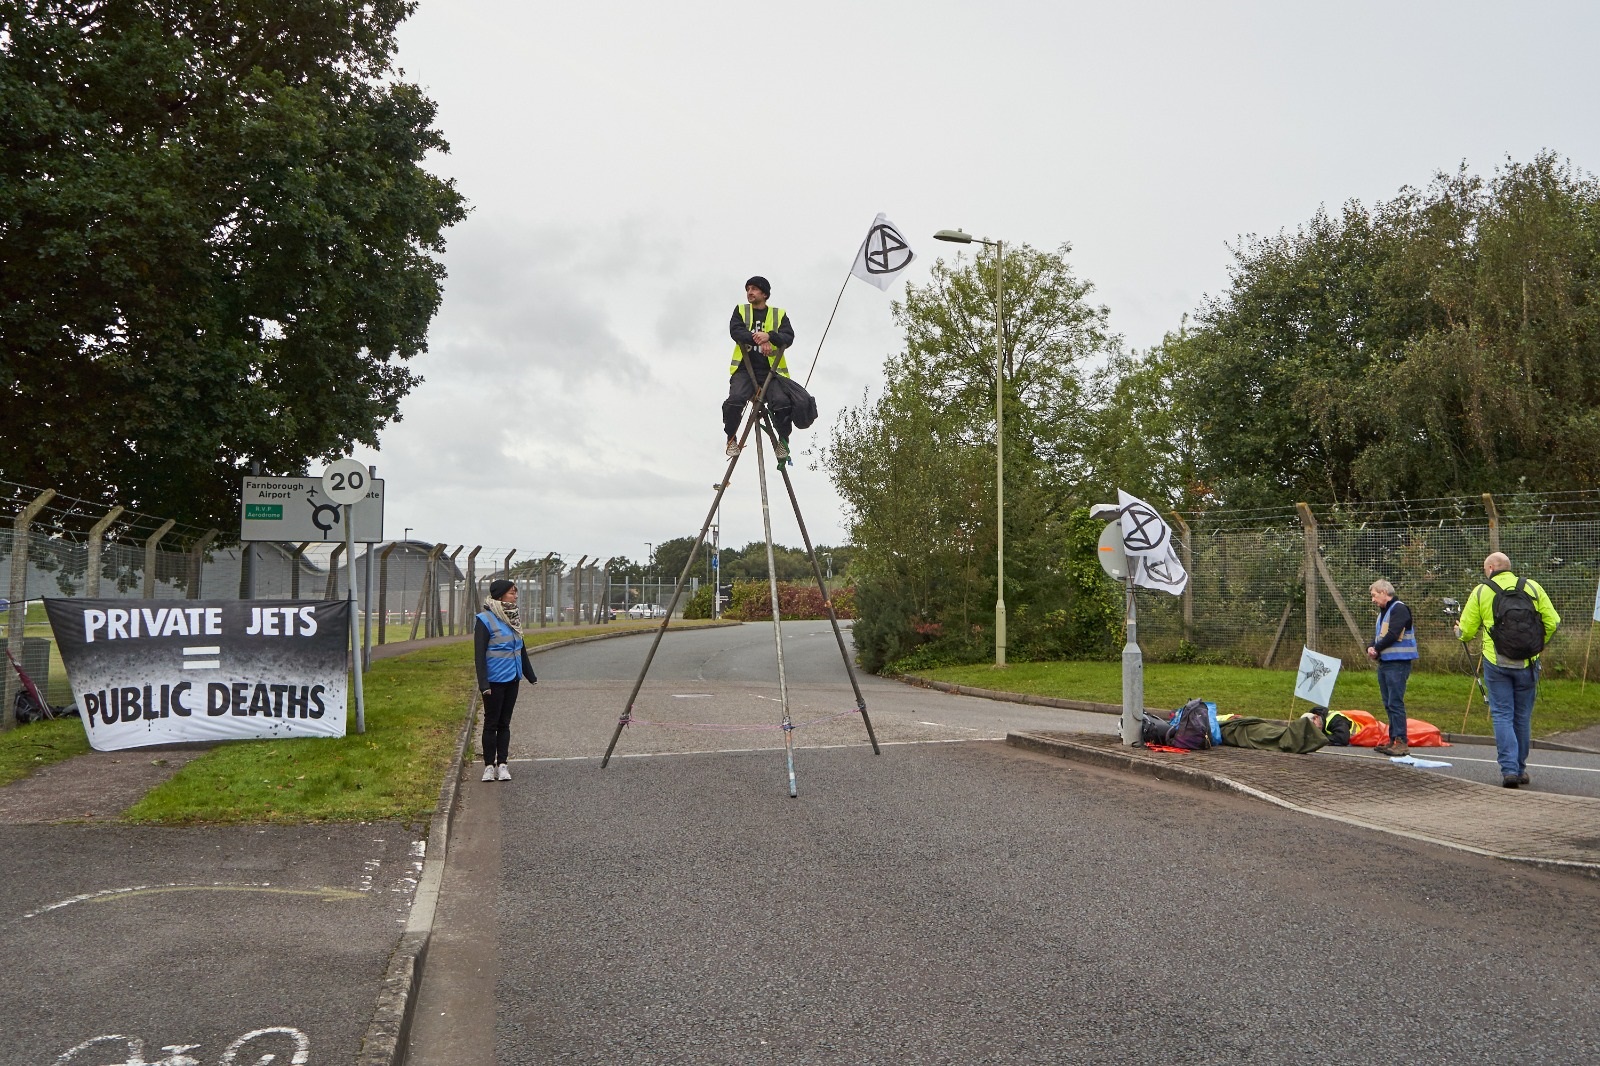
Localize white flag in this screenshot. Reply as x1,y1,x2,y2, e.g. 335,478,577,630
850,213,916,291
1294,646,1342,707
1116,490,1188,595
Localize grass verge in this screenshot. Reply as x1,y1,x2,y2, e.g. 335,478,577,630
0,717,91,787
121,641,477,824
115,620,720,822
916,660,1600,738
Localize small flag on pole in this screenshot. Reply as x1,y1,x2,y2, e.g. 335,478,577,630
850,213,916,291
1294,646,1342,707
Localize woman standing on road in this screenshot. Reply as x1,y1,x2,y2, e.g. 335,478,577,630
475,579,537,781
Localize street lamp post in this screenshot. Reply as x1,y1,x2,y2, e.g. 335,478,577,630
934,228,1006,667
644,542,653,609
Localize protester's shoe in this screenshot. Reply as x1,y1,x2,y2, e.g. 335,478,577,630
482,764,497,782
497,763,512,782
1502,776,1520,788
775,437,791,462
725,438,742,458
1518,771,1530,785
1375,740,1409,757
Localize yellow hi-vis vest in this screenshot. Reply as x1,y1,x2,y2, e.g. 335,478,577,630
729,303,791,377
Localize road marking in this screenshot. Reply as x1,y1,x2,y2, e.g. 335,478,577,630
527,737,1006,761
24,883,366,919
917,720,982,731
1323,749,1600,774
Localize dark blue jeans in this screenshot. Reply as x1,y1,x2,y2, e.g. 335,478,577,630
1376,658,1413,743
1482,659,1539,778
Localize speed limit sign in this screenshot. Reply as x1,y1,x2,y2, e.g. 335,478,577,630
322,458,370,505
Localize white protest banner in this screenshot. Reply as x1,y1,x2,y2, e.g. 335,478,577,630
850,213,917,291
1294,646,1342,707
1115,489,1189,595
44,599,350,751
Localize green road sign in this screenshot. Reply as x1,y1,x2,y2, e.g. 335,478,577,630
245,504,283,520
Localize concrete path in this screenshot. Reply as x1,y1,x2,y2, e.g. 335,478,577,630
1011,731,1600,877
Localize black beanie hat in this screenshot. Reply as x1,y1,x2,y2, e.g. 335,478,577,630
489,579,515,600
745,275,771,296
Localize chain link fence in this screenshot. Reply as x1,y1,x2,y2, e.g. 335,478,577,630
1135,492,1600,679
1,481,642,721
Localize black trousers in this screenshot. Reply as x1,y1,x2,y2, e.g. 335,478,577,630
482,680,519,765
722,354,793,439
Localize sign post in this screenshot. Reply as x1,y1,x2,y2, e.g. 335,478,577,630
323,458,369,734
1097,519,1142,746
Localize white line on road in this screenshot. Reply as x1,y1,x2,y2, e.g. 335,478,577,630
1323,749,1600,773
522,737,1006,762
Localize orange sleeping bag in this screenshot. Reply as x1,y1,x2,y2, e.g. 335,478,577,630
1340,709,1449,747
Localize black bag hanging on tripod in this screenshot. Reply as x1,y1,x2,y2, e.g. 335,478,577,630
770,375,819,430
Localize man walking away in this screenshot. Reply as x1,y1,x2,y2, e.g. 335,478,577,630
723,276,795,467
1367,578,1417,757
1455,552,1560,788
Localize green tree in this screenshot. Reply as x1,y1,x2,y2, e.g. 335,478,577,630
0,1,467,527
1153,154,1600,507
828,243,1121,671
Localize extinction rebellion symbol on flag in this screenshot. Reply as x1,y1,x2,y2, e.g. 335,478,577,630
863,223,913,275
851,213,917,291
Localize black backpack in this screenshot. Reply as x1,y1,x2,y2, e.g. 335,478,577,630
1485,576,1547,661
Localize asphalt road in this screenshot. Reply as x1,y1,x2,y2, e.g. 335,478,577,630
410,622,1600,1065
2,822,420,1066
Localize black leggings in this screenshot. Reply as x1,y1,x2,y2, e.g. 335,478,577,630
723,356,793,439
482,681,520,765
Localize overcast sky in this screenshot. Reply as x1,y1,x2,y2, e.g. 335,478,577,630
351,0,1600,569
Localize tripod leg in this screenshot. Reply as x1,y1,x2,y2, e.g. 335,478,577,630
601,394,773,767
769,445,880,754
753,430,798,798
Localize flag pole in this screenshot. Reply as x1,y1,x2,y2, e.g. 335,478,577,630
802,267,854,389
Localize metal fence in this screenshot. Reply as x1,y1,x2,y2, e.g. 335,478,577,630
0,481,673,722
1135,492,1600,679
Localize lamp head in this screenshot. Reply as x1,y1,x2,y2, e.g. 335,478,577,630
933,229,973,244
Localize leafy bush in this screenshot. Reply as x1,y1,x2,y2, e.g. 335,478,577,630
726,580,856,622
683,584,715,619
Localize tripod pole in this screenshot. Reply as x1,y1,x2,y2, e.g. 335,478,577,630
771,451,879,753
753,428,798,798
600,373,776,767
1461,646,1483,734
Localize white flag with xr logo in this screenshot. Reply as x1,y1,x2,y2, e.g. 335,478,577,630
850,213,917,291
1116,489,1189,595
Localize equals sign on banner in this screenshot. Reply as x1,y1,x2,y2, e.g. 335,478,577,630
183,646,220,670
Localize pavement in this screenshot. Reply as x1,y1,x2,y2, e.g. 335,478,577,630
1008,731,1600,878
6,622,1600,1064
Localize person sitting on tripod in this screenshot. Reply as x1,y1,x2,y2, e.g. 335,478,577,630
723,275,796,467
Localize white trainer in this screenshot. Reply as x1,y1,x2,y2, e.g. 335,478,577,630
725,439,742,457
496,763,512,781
482,764,497,782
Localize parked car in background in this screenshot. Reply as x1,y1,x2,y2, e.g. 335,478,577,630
627,603,666,618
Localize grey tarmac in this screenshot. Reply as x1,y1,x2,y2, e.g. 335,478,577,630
408,622,1600,1065
0,822,421,1066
